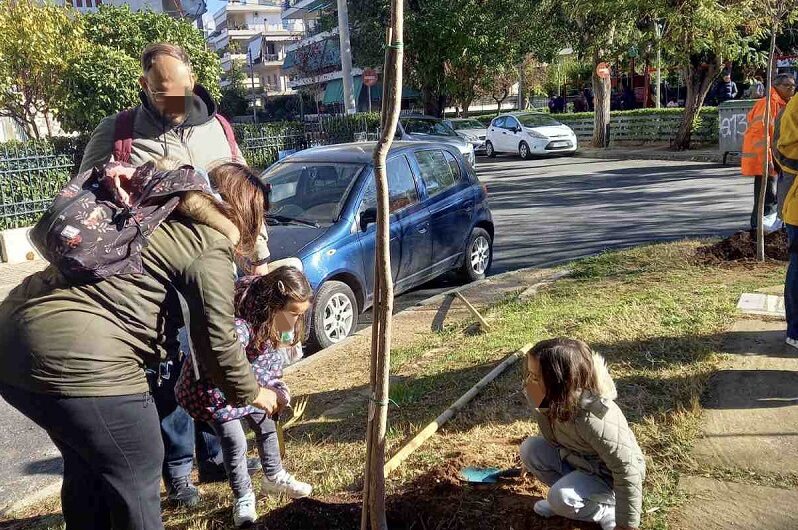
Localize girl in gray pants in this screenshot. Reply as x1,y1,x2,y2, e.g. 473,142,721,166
176,267,313,527
520,338,646,530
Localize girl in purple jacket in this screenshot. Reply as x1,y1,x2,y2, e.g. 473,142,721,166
176,266,312,527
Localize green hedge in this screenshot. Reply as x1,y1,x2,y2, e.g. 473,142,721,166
0,139,82,230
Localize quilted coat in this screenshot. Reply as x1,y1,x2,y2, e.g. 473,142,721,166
530,353,646,528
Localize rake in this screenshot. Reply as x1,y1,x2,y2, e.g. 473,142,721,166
275,396,309,458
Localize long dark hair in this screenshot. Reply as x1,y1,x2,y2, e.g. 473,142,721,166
528,337,600,423
209,163,267,260
233,266,312,351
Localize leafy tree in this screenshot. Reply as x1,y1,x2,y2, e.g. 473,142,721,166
83,5,221,101
651,0,771,150
0,0,85,138
534,0,639,147
54,5,222,134
351,0,555,117
59,45,141,135
219,60,250,119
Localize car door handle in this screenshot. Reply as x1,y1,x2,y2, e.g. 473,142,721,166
502,131,507,135
416,225,428,234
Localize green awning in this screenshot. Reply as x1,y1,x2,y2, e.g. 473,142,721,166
322,76,364,104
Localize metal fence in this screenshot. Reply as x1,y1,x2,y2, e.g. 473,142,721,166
0,141,79,230
0,117,378,229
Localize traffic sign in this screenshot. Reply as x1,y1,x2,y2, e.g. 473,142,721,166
363,68,378,87
596,62,611,79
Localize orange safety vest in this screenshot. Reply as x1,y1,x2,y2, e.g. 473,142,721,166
741,88,787,176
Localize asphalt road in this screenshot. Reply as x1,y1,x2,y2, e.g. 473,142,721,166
358,153,750,327
0,154,751,512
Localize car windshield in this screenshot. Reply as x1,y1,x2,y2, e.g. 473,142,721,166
518,114,562,128
451,119,484,130
261,162,365,225
401,118,458,137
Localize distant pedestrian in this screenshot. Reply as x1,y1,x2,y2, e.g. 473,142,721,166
747,76,765,99
713,73,739,104
583,86,594,111
774,76,798,350
741,73,794,231
666,97,679,108
520,338,645,530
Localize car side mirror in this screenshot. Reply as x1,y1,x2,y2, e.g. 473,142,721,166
360,207,377,231
515,126,522,133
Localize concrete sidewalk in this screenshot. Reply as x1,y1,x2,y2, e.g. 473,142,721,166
575,144,733,165
673,313,798,529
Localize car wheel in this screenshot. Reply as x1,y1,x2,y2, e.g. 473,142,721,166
311,281,359,349
485,141,496,158
459,227,493,282
519,141,532,160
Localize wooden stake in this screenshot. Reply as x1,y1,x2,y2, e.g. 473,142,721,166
383,343,534,477
453,291,492,332
361,2,404,528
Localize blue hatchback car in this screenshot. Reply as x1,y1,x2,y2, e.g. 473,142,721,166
260,141,494,349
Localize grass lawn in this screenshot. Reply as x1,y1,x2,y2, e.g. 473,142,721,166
2,240,786,530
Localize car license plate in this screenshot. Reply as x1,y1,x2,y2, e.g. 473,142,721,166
551,141,571,148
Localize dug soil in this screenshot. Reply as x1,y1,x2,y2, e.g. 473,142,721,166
696,229,788,263
258,459,596,530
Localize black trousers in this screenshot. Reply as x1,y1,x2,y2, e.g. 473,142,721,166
752,175,778,230
0,383,164,530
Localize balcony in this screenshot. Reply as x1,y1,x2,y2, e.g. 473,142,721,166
221,52,247,71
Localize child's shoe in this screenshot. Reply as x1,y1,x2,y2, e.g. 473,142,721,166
261,469,313,499
533,499,554,518
233,491,257,528
597,511,616,530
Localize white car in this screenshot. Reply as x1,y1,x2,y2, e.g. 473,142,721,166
485,112,578,159
444,118,488,155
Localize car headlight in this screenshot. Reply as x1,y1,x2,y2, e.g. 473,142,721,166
526,129,548,139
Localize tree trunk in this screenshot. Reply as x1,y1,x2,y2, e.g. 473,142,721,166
461,97,473,118
673,59,719,150
592,51,610,148
422,87,443,117
360,0,403,527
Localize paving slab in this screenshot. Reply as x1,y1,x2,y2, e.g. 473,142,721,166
737,292,785,318
692,319,798,473
672,475,798,530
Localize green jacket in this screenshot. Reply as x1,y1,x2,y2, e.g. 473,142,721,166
531,353,646,528
78,86,270,263
0,192,259,405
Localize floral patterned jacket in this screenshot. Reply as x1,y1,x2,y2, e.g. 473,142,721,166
175,318,302,424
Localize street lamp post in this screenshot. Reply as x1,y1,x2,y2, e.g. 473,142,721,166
337,0,357,115
248,48,258,123
654,20,664,109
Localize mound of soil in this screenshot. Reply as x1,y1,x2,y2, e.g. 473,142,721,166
258,460,593,530
697,229,789,263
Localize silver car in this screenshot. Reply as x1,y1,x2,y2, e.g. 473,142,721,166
444,118,487,155
395,115,476,167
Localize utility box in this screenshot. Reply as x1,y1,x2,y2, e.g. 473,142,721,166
719,99,756,164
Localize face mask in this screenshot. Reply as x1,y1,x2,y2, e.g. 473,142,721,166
280,330,294,344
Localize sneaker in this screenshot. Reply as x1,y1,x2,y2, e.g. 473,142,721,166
787,337,798,350
597,512,617,530
533,500,554,518
165,475,200,508
233,491,258,528
261,469,312,499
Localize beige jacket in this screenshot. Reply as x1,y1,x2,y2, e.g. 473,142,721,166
531,353,646,528
78,86,269,263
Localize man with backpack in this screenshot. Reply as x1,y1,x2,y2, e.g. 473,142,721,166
78,43,269,508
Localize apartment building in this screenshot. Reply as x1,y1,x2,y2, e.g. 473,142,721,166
207,0,303,98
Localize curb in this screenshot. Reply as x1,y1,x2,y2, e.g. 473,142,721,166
575,148,730,164
0,480,62,517
285,263,570,376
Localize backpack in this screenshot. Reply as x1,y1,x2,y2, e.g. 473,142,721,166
112,108,242,164
29,161,212,282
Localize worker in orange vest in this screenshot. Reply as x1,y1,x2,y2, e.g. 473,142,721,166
741,73,796,230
